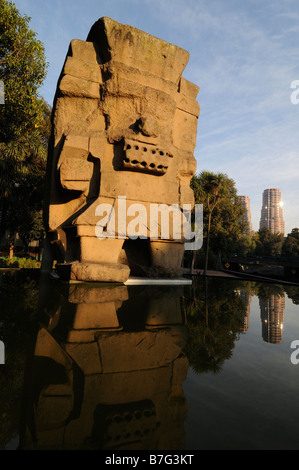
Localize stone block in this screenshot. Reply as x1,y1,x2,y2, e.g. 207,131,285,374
69,261,130,283
59,74,101,99
59,157,93,192
69,39,99,64
63,56,102,83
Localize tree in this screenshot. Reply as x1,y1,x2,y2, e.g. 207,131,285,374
191,171,246,273
256,227,284,257
4,98,51,256
0,1,49,253
282,228,299,258
0,0,47,142
198,172,223,275
234,230,259,256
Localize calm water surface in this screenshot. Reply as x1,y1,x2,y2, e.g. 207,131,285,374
1,271,299,450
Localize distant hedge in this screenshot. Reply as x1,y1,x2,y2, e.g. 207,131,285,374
0,257,41,269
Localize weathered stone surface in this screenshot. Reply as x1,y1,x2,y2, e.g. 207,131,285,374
59,157,93,192
59,75,101,99
87,17,190,82
63,56,102,83
68,261,130,283
43,17,199,282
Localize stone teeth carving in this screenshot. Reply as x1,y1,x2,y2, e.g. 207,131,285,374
122,139,171,175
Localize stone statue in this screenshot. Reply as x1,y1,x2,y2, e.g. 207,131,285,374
43,17,199,282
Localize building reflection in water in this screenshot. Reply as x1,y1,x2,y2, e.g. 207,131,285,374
259,294,285,344
238,291,252,333
19,281,188,450
237,287,286,344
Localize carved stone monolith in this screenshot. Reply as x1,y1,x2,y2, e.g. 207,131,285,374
43,17,199,282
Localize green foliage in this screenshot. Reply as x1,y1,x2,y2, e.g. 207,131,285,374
0,113,49,247
256,227,284,257
0,0,48,142
0,96,50,198
282,228,299,258
285,285,299,305
235,232,258,256
256,282,285,301
0,257,41,268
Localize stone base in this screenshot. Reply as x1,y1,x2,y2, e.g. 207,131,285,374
56,261,130,283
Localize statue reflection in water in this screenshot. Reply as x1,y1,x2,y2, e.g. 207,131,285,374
19,278,188,450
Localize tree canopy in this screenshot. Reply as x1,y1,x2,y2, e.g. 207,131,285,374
0,1,49,252
0,0,47,142
282,228,299,258
255,227,284,257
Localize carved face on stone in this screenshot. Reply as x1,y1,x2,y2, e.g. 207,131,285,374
101,70,178,177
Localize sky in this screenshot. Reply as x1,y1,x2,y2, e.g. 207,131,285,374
11,0,299,234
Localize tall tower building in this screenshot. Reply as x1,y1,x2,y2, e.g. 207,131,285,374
238,195,252,234
259,188,285,235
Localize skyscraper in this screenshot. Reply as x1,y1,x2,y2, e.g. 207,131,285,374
238,195,252,234
259,188,285,235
